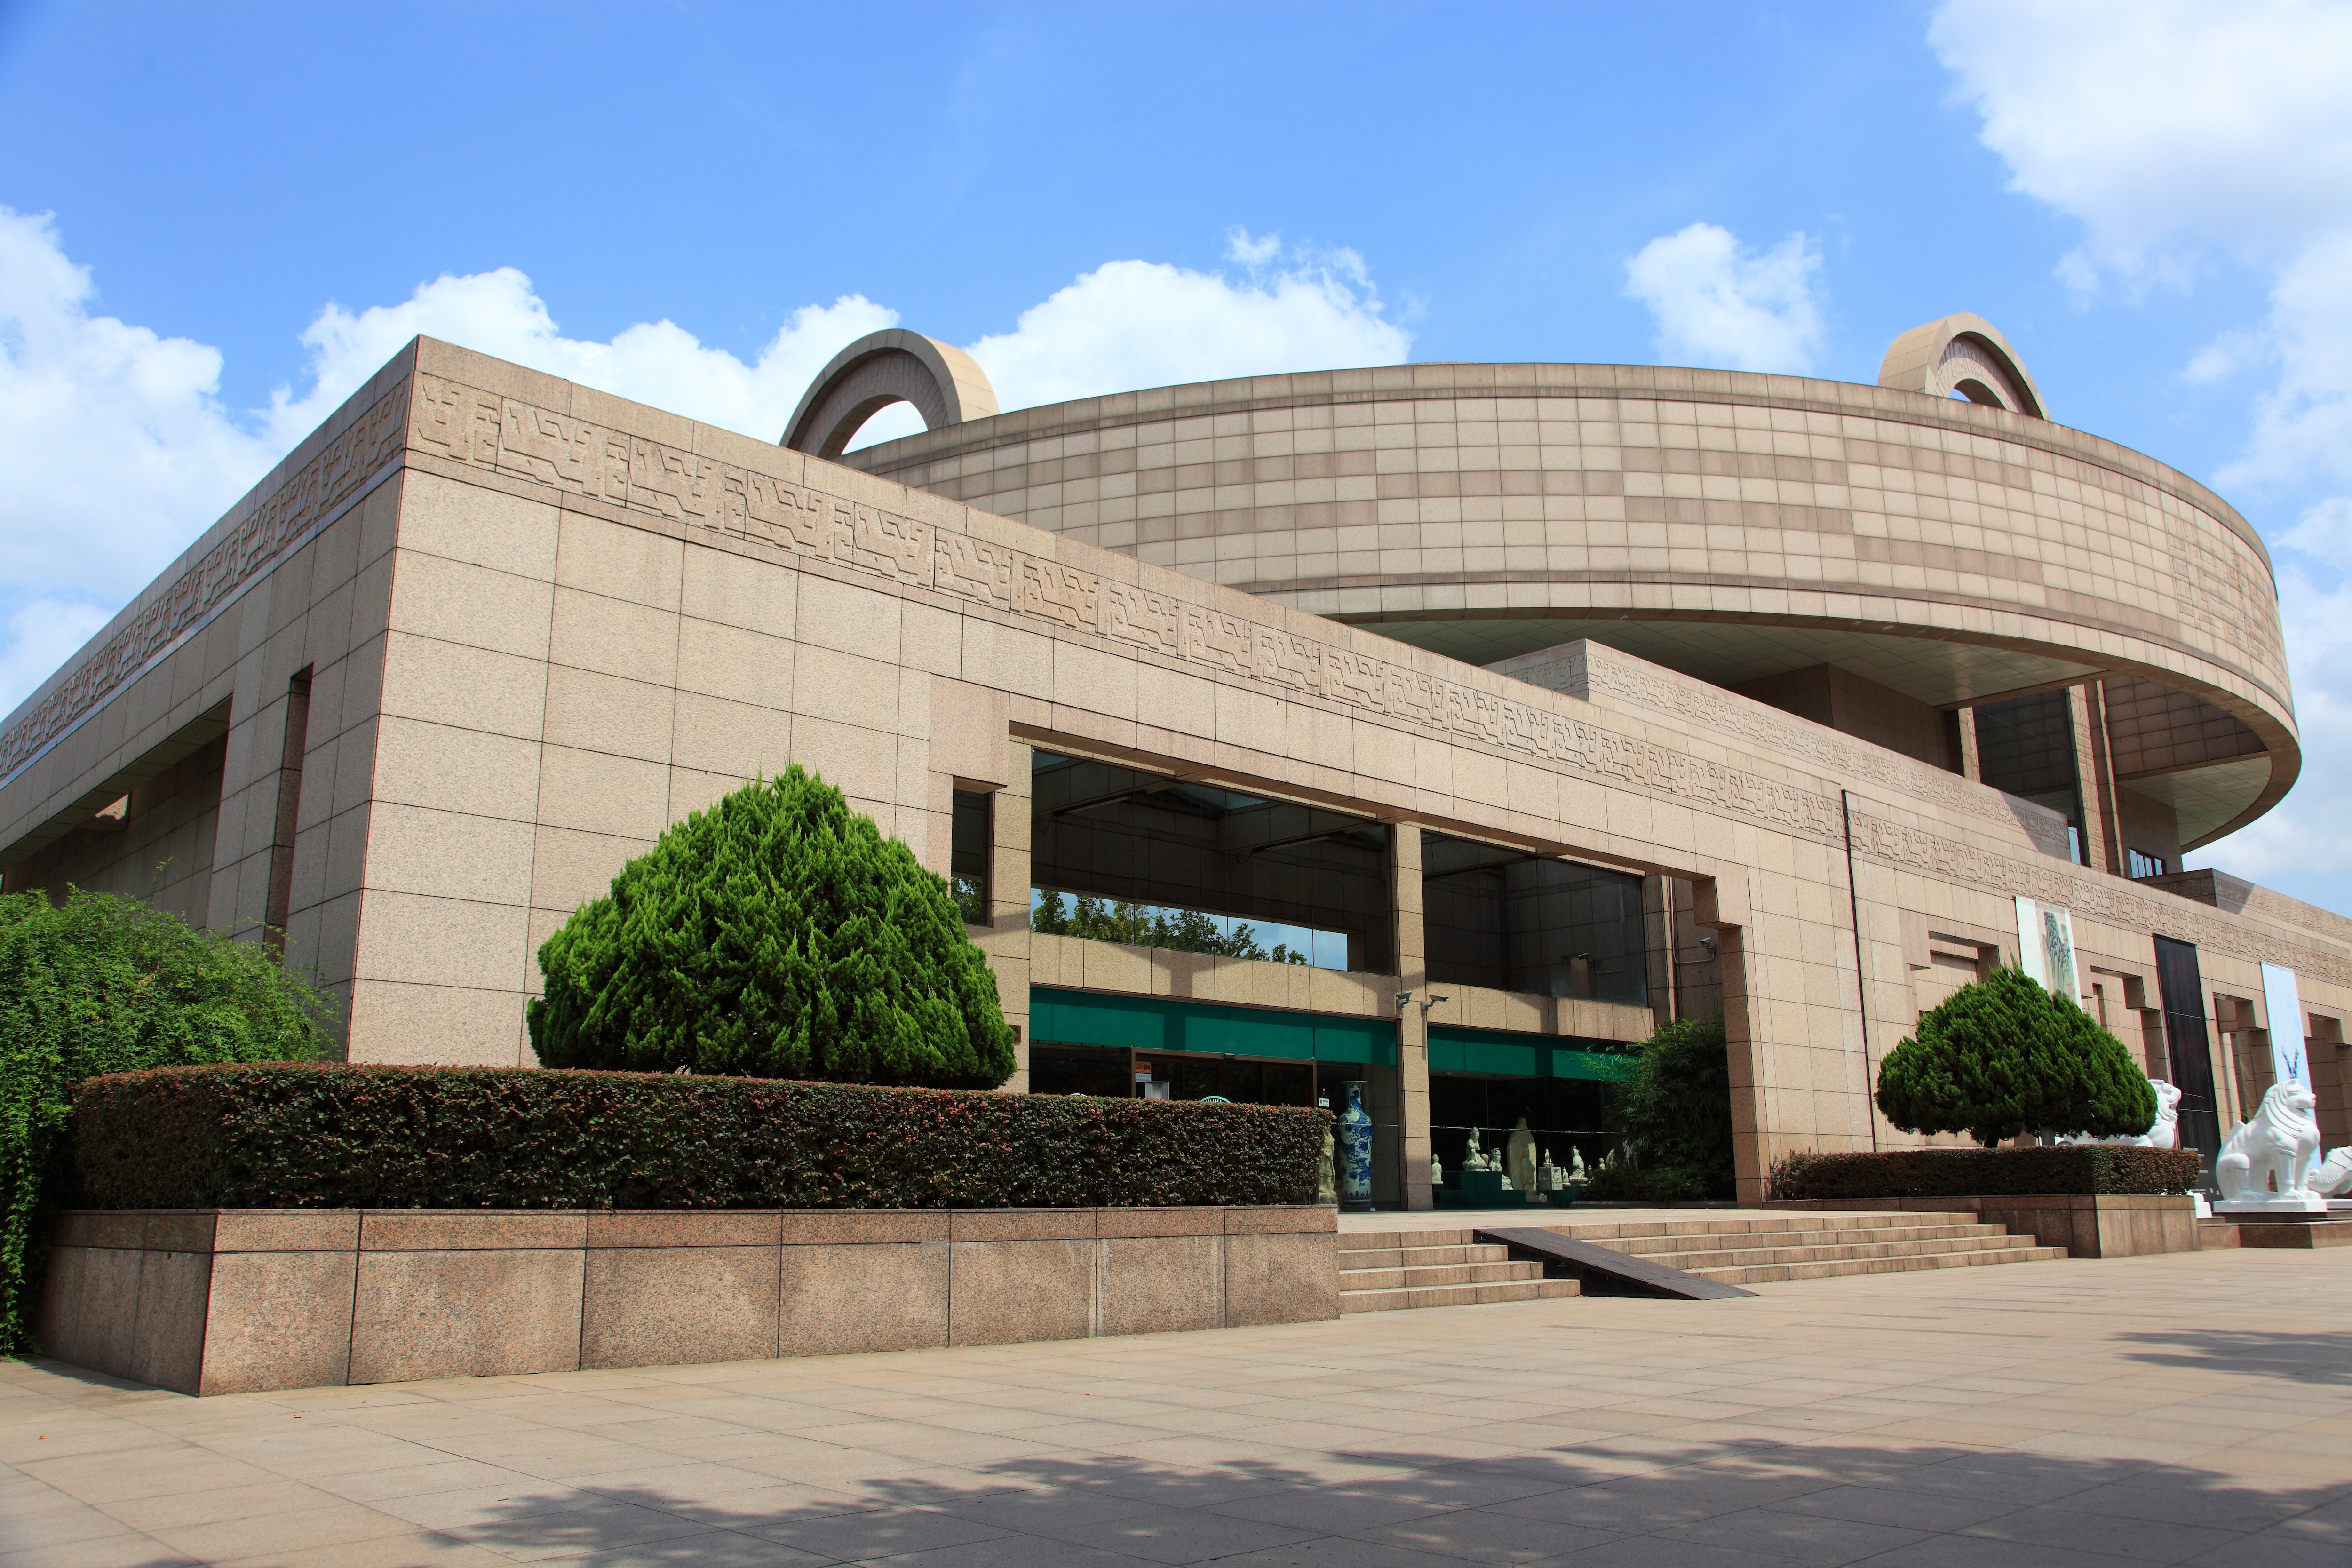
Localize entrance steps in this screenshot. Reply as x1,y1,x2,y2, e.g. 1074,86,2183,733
1337,1234,1581,1312
1339,1210,2063,1308
1556,1212,2067,1285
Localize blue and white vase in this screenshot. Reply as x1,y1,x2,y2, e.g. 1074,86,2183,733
1337,1082,1374,1202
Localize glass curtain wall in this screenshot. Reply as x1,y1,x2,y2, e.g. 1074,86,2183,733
1029,752,1391,971
1422,833,1649,1006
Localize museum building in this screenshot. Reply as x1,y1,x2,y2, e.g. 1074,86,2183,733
1,317,2344,1205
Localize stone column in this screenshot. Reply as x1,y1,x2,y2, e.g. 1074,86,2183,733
1955,707,1982,782
1391,822,1433,1211
993,741,1034,1093
2074,682,2125,875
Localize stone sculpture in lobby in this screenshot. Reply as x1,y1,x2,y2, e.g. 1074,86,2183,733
2214,1082,2325,1212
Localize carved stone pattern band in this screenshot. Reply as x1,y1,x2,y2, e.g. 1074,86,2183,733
0,382,413,786
1849,812,2349,984
406,375,1856,852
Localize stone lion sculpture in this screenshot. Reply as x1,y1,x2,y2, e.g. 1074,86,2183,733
2311,1146,2352,1199
2060,1075,2182,1149
2215,1082,2322,1202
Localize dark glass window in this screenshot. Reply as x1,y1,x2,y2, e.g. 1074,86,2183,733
1422,834,1648,1006
2153,935,2220,1164
1029,1043,1129,1098
951,788,992,925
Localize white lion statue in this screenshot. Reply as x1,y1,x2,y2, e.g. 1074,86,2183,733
2060,1076,2182,1149
2311,1146,2352,1199
2215,1082,2322,1202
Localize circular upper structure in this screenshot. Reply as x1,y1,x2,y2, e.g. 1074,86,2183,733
819,321,2295,851
1877,312,2048,419
783,329,1000,458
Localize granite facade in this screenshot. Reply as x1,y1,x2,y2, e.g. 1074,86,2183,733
0,338,2343,1210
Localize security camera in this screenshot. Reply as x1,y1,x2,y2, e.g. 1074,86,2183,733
1394,991,1414,1009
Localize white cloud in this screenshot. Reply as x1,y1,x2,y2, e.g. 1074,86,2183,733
962,236,1409,413
1930,1,2352,907
267,271,897,452
1931,0,2352,293
1622,223,1826,374
845,231,1410,452
0,209,277,607
0,213,1411,719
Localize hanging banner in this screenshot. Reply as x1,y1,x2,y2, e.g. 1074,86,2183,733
2016,895,2083,1008
2260,962,2307,1088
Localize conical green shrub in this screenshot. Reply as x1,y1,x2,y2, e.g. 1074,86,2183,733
528,768,1015,1088
1875,965,2156,1147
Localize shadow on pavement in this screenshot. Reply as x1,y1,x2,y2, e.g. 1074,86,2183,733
2111,1328,2352,1387
442,1433,2352,1567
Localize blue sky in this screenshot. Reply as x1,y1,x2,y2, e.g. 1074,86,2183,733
2,1,2349,911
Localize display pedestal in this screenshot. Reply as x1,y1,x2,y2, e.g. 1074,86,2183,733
1434,1170,1528,1210
2214,1194,2327,1215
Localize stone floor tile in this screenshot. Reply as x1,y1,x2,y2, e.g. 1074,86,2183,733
1355,1506,1629,1562
436,1498,719,1563
0,1535,199,1568
211,1527,513,1568
744,1502,1019,1558
133,1501,422,1564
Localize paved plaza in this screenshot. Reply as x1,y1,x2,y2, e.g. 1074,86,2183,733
4,1247,2348,1568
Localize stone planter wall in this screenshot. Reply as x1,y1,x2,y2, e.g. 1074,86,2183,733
1765,1194,2200,1257
34,1205,1336,1397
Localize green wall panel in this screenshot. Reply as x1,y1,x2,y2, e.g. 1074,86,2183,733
1427,1024,1639,1083
1030,987,1396,1066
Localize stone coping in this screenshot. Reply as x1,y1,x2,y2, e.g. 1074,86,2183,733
50,1204,1336,1254
1767,1194,2195,1211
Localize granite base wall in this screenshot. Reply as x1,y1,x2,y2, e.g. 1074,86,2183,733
35,1206,1336,1396
1765,1194,2201,1257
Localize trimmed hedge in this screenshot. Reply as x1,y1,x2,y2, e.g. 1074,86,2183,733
1771,1145,2203,1201
68,1064,1328,1210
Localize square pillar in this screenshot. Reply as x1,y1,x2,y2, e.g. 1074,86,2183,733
1955,706,1982,782
990,741,1034,1093
1392,822,1433,1211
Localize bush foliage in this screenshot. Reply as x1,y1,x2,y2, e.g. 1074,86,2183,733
530,769,1015,1087
1,891,330,1351
1876,966,2157,1148
1613,1018,1736,1201
68,1064,1328,1210
1770,1145,2202,1200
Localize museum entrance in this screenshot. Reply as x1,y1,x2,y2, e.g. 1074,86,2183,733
1426,1025,1635,1208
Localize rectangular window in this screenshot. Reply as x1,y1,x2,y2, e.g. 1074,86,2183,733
950,788,991,926
2127,848,2168,879
2153,935,2220,1162
1028,750,1389,971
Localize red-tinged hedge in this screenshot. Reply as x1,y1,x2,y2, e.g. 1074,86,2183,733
1770,1145,2203,1201
68,1064,1329,1210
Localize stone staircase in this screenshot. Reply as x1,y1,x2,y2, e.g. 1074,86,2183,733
1339,1210,2064,1310
1337,1231,1582,1312
1558,1212,2067,1285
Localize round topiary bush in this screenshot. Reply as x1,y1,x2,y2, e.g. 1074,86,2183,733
528,767,1016,1088
1,889,330,1352
1875,965,2156,1148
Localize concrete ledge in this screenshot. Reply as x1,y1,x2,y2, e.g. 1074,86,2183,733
1766,1194,2201,1257
34,1206,1338,1395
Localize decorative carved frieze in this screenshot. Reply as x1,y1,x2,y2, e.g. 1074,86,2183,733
0,380,412,785
1849,811,2348,984
396,374,1859,850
